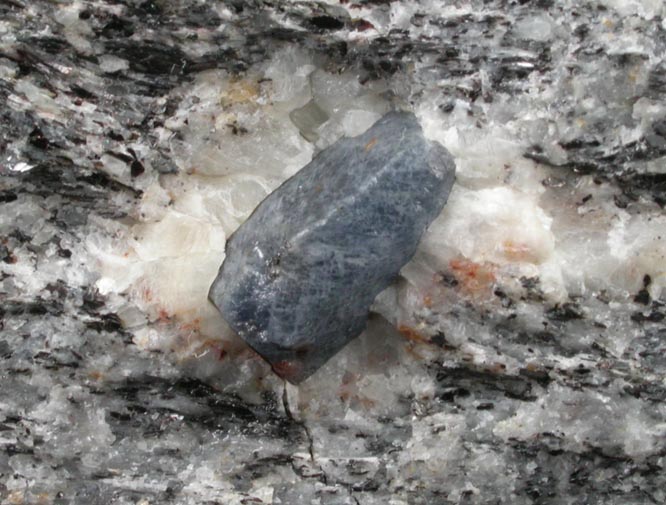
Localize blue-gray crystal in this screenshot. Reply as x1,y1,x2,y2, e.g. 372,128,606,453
209,111,456,383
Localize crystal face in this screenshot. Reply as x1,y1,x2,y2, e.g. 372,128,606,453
209,111,456,383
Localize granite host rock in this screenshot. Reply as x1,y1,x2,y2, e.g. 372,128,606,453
209,111,456,383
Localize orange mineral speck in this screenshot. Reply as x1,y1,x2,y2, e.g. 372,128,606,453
449,258,496,295
88,370,104,381
359,396,377,409
502,240,536,262
398,325,429,344
423,294,434,308
364,137,378,152
398,325,429,360
525,362,541,373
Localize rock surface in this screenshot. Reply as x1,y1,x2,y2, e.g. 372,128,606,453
1,0,666,504
210,111,455,383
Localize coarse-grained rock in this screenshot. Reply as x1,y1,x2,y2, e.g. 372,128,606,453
209,111,456,383
4,1,666,502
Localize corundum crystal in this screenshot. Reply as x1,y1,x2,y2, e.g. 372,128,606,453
209,111,456,383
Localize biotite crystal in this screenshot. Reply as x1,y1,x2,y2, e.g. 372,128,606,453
209,111,456,383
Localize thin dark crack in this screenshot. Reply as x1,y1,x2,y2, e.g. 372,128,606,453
282,381,328,484
282,381,316,463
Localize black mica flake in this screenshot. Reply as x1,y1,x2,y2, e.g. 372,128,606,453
28,127,50,150
546,302,584,322
631,310,665,323
434,365,538,402
619,172,666,207
634,288,651,306
233,454,294,491
0,340,12,359
104,376,302,441
23,36,70,55
137,0,162,15
528,129,666,205
69,84,97,102
0,244,11,263
105,40,191,76
309,15,345,31
32,348,82,370
3,298,64,317
100,15,135,38
430,332,449,348
85,313,123,333
0,191,18,203
130,159,145,177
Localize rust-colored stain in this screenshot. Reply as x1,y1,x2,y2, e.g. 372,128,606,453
449,258,496,294
338,372,377,409
355,19,375,32
341,370,358,386
272,359,303,382
179,317,201,332
398,324,429,360
525,362,541,373
398,325,429,344
364,137,378,152
88,370,104,381
141,287,153,302
423,294,434,308
338,371,358,402
226,79,260,103
502,240,536,262
358,396,377,409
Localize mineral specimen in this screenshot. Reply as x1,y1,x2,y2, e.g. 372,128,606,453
209,111,456,383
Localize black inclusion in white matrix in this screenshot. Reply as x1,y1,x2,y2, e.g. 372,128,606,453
209,111,456,383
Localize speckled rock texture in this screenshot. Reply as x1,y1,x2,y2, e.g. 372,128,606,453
210,111,456,384
1,1,666,504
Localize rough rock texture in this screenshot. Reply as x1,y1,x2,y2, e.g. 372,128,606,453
1,1,666,504
210,111,456,384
